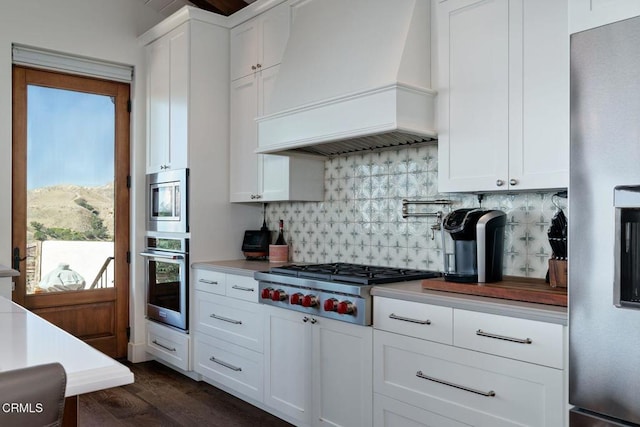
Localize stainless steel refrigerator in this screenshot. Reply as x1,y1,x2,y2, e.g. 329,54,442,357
570,15,640,427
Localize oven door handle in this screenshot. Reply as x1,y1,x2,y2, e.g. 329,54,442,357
139,252,184,260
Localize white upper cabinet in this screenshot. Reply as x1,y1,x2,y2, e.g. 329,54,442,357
146,23,189,174
569,0,640,33
230,1,290,81
437,0,569,193
229,1,324,203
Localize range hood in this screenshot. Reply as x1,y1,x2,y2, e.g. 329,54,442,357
256,0,436,157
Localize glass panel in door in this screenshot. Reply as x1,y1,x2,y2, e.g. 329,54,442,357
26,85,115,294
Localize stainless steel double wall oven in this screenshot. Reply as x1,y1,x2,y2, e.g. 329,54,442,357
143,169,190,332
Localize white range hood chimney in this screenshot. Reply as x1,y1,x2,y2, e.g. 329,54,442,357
256,0,436,157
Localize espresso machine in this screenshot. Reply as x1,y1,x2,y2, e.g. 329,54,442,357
442,208,506,283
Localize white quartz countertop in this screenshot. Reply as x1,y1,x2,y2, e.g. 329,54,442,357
0,264,19,278
193,260,567,325
371,281,567,325
192,259,285,276
0,297,133,396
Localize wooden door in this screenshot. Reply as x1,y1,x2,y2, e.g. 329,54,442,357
12,66,130,358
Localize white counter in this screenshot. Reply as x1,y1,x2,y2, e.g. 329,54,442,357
0,264,19,278
0,297,133,396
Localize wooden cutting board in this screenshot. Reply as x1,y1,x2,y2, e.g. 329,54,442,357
421,276,567,307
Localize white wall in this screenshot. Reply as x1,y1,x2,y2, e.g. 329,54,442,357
0,0,165,359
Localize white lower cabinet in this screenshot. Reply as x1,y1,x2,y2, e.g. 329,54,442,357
146,320,191,371
263,305,373,427
192,270,265,404
373,393,467,427
194,333,263,402
373,297,566,427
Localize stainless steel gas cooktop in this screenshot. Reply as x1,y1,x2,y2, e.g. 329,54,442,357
255,263,440,325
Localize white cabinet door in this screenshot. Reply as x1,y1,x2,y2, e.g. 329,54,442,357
569,0,640,33
230,17,258,81
437,0,510,192
263,306,312,425
230,74,262,202
510,0,569,190
146,35,170,174
146,23,189,174
259,1,290,72
230,1,290,81
230,64,324,203
438,0,568,192
312,317,373,427
264,306,373,427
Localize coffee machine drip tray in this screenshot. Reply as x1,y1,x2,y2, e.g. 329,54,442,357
443,272,478,283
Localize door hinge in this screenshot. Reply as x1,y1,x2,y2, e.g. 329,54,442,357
126,251,131,264
126,327,131,339
127,99,131,113
126,175,131,189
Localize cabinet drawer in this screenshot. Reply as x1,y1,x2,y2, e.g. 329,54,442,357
374,297,453,345
194,333,263,403
193,269,226,295
194,292,263,352
226,274,259,302
374,330,564,427
146,321,190,371
453,309,564,369
374,393,468,427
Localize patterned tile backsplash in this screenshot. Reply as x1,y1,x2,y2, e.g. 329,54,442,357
266,144,567,279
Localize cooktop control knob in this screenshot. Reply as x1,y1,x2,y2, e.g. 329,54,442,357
302,294,318,308
324,298,338,312
271,289,287,302
261,288,273,299
290,293,303,305
337,301,355,315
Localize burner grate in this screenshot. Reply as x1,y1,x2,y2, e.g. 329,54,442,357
269,263,440,285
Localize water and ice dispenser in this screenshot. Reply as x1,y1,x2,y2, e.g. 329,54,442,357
614,186,640,307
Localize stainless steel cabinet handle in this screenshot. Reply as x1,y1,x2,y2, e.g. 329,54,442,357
303,316,309,323
310,318,317,324
232,285,254,292
152,340,176,352
139,252,184,260
389,313,431,325
416,371,495,397
210,313,242,325
251,65,257,71
199,279,218,285
476,329,532,344
496,179,504,187
256,63,262,69
509,178,518,186
210,356,242,372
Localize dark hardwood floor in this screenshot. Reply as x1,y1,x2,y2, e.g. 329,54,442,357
78,360,293,426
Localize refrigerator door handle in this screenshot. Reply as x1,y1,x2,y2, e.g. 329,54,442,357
476,329,532,344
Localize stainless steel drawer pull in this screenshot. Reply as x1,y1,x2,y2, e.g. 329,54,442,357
152,340,176,352
389,313,431,325
416,371,495,397
210,356,242,372
232,285,254,292
210,313,242,325
476,329,532,344
198,279,219,285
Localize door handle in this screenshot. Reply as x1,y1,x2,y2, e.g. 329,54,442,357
13,247,26,272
